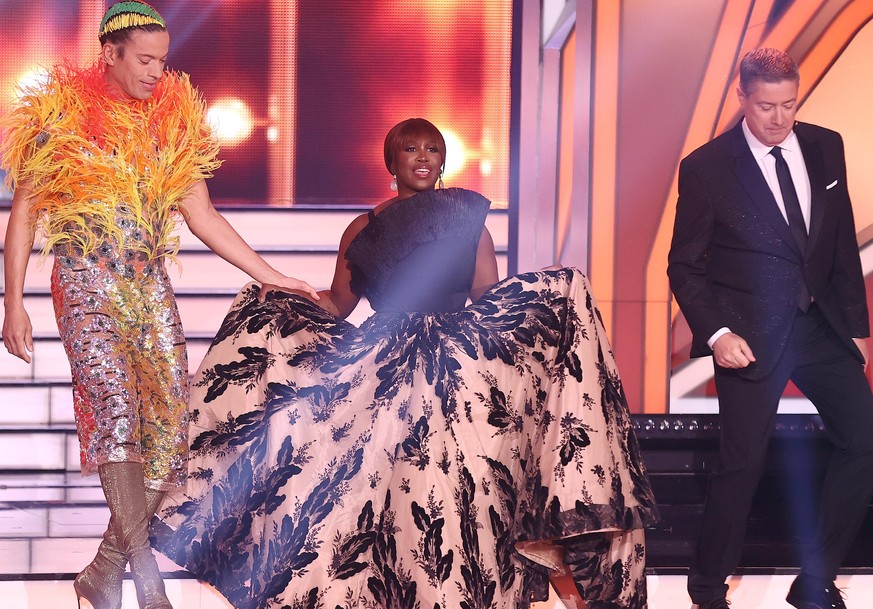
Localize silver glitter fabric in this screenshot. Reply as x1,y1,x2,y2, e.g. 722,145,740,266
51,212,188,490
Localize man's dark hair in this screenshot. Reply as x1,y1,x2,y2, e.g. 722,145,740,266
739,48,799,95
100,22,166,48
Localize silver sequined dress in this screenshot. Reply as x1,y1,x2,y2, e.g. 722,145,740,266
52,211,189,489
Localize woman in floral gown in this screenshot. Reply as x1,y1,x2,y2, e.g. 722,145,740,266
152,119,658,609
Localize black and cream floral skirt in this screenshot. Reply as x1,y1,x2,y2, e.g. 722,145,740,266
152,268,658,609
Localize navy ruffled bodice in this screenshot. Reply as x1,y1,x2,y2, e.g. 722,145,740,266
345,188,491,313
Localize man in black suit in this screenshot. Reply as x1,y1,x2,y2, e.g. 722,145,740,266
668,48,873,609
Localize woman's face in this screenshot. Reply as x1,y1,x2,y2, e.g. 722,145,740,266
392,136,443,199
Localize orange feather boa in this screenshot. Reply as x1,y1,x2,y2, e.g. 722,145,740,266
1,63,221,258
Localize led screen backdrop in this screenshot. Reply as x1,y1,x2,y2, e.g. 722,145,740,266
0,0,513,207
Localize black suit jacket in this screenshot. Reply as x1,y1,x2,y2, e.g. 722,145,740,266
667,120,868,379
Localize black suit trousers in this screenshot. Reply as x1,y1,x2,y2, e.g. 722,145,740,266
688,305,873,603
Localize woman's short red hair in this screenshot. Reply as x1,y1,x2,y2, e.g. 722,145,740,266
383,118,446,174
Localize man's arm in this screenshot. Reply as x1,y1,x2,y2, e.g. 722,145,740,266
180,180,318,299
826,133,869,340
668,156,756,368
667,157,721,341
2,183,36,362
259,211,370,319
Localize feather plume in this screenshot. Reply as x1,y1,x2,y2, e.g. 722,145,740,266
0,63,221,259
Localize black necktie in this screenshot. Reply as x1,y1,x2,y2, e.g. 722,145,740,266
770,146,807,252
770,146,810,310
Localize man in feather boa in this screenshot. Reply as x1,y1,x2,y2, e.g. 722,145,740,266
0,3,315,608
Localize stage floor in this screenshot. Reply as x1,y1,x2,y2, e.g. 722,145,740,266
2,574,872,608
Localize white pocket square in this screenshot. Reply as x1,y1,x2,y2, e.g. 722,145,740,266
826,180,838,190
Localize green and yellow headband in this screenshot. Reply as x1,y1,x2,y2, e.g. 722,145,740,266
99,1,165,38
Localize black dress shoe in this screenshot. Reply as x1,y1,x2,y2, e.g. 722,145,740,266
697,598,730,609
786,575,846,609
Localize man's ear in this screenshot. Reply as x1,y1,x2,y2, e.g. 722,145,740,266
101,43,116,66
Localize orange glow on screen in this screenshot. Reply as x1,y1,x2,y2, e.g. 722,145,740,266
208,98,255,147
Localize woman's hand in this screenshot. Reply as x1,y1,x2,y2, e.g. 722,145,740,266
258,279,320,303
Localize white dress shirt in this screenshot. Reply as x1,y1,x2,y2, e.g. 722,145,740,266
741,119,811,229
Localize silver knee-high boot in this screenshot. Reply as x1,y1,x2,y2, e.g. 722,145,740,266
74,486,166,609
95,462,172,609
